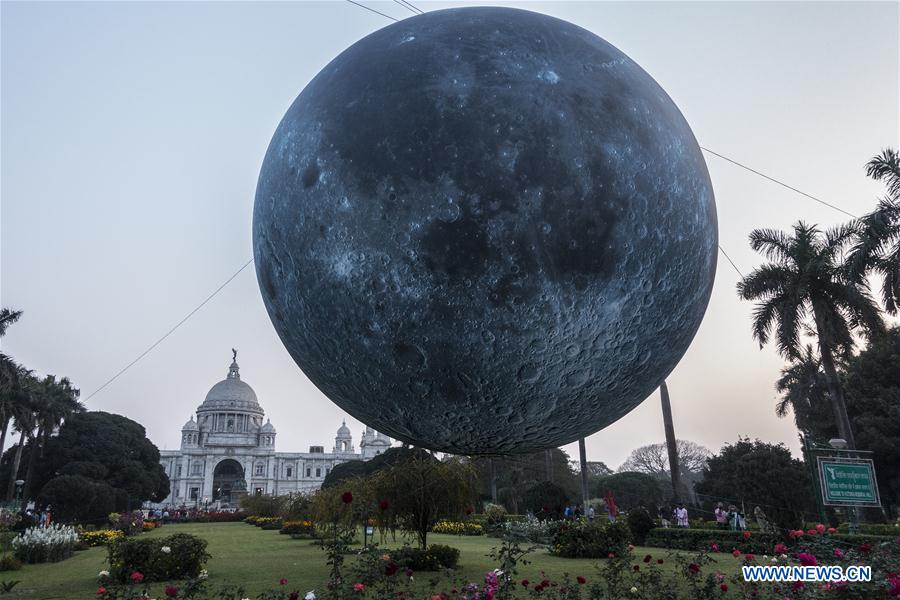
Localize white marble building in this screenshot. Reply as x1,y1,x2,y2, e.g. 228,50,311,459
154,354,391,508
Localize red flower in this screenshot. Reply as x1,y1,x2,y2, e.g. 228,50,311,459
643,554,652,563
607,552,616,559
815,523,825,533
130,572,145,583
290,593,300,600
341,491,353,504
280,578,288,586
521,580,529,587
688,563,700,574
385,561,398,576
465,506,474,515
774,543,788,555
165,586,178,598
657,559,664,564
797,553,817,566
792,581,805,591
859,543,872,553
709,543,719,552
743,531,751,539
807,529,817,536
720,583,728,592
541,504,550,513
354,583,366,592
576,576,586,584
744,553,755,562
97,588,107,597
732,549,741,558
379,500,390,511
541,579,550,587
405,568,414,578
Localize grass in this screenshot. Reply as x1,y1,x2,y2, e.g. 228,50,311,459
2,522,745,599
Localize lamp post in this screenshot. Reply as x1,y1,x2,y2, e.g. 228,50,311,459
14,480,25,511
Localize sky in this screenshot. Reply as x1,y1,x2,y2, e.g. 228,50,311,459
2,1,898,469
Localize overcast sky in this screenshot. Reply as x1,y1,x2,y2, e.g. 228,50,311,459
2,1,898,469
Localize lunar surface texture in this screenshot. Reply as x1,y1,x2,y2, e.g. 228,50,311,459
253,7,717,454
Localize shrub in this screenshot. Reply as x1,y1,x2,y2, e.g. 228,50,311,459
549,519,629,558
483,504,507,527
79,529,124,548
0,555,22,572
643,527,896,554
142,521,157,531
430,520,483,536
196,511,245,523
523,481,569,520
11,524,79,563
245,515,282,527
280,520,316,537
498,517,555,544
109,511,144,536
390,544,460,570
107,533,209,583
625,506,656,545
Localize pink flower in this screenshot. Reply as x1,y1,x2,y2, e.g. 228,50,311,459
710,543,720,552
688,563,700,574
788,530,803,539
130,572,144,584
743,531,751,539
732,549,741,558
774,543,788,555
827,527,836,534
280,578,288,586
807,529,818,536
627,544,635,551
744,553,755,562
834,548,844,559
576,576,586,584
97,588,107,597
165,586,178,598
797,553,817,566
792,581,805,591
858,543,872,553
354,583,366,592
815,523,825,533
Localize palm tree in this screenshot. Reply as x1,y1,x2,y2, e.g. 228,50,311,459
737,222,885,449
20,375,83,500
847,149,900,313
0,308,26,458
5,377,37,501
0,309,22,338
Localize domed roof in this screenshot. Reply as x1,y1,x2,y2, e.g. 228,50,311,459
182,416,199,431
261,418,276,433
197,354,264,415
336,420,351,437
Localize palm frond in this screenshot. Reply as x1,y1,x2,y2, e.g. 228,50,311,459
865,148,900,199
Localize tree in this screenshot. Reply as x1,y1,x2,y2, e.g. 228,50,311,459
695,438,816,530
471,448,578,513
0,308,22,337
847,149,900,313
619,440,711,477
5,411,170,513
0,308,28,483
591,472,665,512
522,481,569,519
367,453,475,548
37,475,117,524
737,222,885,449
774,345,835,436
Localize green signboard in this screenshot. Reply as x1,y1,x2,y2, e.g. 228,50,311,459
817,458,880,507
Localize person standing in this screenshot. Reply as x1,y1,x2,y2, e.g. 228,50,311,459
658,506,670,528
588,505,595,521
715,503,727,529
676,504,689,528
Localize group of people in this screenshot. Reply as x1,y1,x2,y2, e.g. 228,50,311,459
659,503,690,528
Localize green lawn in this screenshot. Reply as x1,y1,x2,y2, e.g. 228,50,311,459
3,522,744,599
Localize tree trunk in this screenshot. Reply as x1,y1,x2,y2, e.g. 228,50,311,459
578,438,589,516
660,381,681,503
5,429,26,501
812,308,857,449
21,426,43,501
545,449,553,482
489,458,497,504
0,415,9,458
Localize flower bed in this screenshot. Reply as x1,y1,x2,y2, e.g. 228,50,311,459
12,524,79,563
430,520,484,536
244,515,282,527
280,520,316,537
79,529,124,548
106,532,209,583
389,544,460,570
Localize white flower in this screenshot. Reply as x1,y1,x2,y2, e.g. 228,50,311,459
770,557,778,563
198,569,208,580
630,587,638,594
305,592,317,600
98,570,110,578
161,546,171,554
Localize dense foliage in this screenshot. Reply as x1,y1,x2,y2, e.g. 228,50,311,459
522,481,569,519
106,533,210,583
590,471,665,511
549,519,630,559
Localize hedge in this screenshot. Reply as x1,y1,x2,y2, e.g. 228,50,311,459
644,528,897,554
107,533,209,583
390,544,460,570
550,520,630,559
